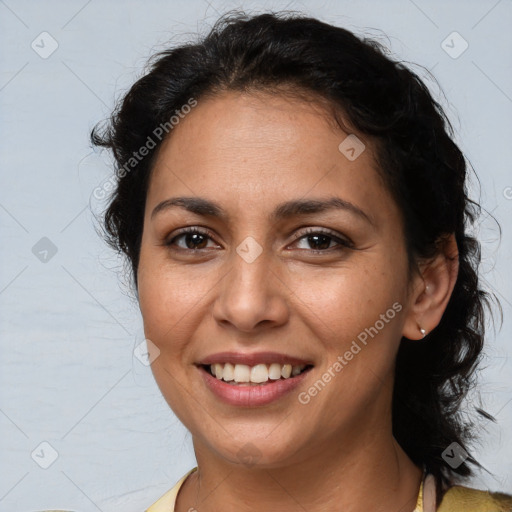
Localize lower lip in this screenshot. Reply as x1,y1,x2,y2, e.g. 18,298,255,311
199,366,312,406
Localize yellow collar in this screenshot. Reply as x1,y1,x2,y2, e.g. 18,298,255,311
146,467,197,512
146,467,512,512
146,467,427,512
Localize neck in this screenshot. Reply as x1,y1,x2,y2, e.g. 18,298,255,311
176,424,423,512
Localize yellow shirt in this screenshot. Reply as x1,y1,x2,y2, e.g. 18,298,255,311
146,467,512,512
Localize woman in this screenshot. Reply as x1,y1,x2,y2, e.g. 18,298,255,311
91,11,512,512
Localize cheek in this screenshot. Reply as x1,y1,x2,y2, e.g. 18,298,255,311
137,258,186,350
290,264,404,407
290,262,398,335
137,253,219,357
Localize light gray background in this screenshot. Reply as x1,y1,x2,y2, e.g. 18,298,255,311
1,0,511,510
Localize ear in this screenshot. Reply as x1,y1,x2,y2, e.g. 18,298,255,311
402,233,459,341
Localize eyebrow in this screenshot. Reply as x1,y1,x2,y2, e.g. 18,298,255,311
151,196,375,226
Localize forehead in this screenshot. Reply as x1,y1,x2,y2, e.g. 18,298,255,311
146,90,395,226
156,89,352,161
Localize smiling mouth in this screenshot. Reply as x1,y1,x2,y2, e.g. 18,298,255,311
201,363,313,385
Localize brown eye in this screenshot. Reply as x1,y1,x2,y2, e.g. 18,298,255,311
291,228,354,253
165,228,218,251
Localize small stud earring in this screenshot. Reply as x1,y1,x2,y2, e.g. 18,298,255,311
419,327,427,338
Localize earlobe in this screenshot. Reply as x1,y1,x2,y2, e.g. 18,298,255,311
402,234,459,341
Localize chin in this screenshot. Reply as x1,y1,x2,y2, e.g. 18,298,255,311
206,430,307,469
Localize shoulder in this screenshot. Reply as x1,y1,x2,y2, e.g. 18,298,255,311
438,485,512,512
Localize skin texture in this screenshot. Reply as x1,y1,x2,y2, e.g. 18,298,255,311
137,90,459,512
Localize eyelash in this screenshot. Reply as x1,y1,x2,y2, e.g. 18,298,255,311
164,226,354,254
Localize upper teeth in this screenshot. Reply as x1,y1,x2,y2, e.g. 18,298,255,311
210,363,307,383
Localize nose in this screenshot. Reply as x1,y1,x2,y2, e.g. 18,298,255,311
212,244,289,334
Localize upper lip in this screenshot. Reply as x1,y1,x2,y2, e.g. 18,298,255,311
198,351,313,367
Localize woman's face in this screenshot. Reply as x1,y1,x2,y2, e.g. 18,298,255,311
137,90,417,467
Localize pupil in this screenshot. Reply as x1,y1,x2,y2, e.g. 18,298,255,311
309,235,330,250
186,233,207,249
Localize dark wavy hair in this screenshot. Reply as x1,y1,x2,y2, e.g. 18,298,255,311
91,10,502,498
